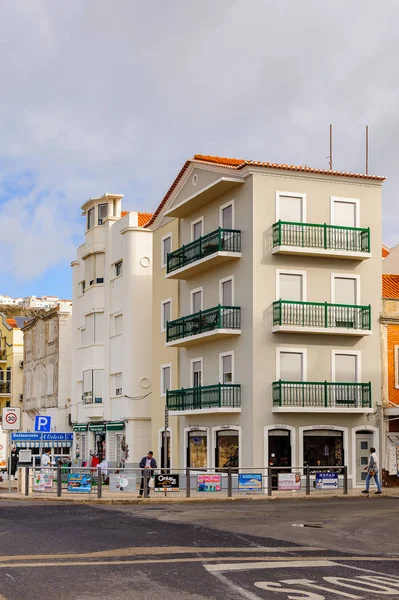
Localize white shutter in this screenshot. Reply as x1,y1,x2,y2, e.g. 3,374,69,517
222,354,233,383
279,352,303,381
279,195,303,222
115,373,122,395
334,278,356,304
93,370,103,403
192,221,203,240
192,361,202,387
162,366,171,394
334,354,357,382
221,280,233,306
114,315,123,335
83,371,92,393
85,255,95,285
333,201,356,227
162,302,171,330
86,314,94,345
192,291,202,313
279,273,303,301
94,313,104,344
95,253,105,281
221,204,233,229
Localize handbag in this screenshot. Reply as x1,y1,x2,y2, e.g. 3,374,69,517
148,476,155,489
368,468,376,477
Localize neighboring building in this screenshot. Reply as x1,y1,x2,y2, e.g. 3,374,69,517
0,295,23,306
70,193,153,467
0,295,62,309
148,153,384,489
22,302,73,443
0,314,27,413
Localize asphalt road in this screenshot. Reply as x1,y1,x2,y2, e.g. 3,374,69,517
0,497,398,599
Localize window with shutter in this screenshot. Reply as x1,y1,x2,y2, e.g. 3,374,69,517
95,253,105,284
94,313,104,344
85,255,95,287
93,370,103,403
83,371,92,403
277,194,305,222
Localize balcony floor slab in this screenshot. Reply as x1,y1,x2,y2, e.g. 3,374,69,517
272,407,374,413
166,329,241,348
272,246,372,260
272,325,372,336
169,407,241,416
166,251,241,280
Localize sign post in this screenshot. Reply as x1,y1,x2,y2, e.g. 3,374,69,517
2,407,21,495
34,416,51,471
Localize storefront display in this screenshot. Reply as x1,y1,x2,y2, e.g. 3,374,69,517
216,430,239,470
303,430,344,467
188,430,207,469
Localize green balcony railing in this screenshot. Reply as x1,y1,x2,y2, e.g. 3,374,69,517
0,381,11,395
166,305,241,343
273,300,371,330
167,383,241,411
167,227,241,274
272,381,372,408
272,221,370,253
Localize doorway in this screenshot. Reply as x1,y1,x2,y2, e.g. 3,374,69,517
268,429,291,489
355,431,373,485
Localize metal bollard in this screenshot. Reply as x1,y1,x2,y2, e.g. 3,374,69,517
97,467,102,499
306,466,310,495
25,466,29,496
143,469,149,498
57,465,62,497
343,466,348,495
227,468,232,497
267,466,272,496
186,468,190,498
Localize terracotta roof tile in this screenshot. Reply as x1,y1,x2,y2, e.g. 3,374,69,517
382,274,399,298
6,318,17,328
382,247,390,258
138,212,153,227
146,154,385,228
121,210,129,217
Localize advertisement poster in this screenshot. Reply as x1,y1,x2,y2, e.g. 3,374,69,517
154,474,180,492
67,473,92,493
238,473,262,491
315,472,338,490
197,474,221,492
109,474,137,493
34,473,53,492
278,472,301,491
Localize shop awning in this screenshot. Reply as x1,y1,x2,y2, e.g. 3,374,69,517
88,423,106,433
15,441,72,448
73,423,88,432
106,421,125,431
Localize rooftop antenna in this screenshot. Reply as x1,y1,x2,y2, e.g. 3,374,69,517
326,124,333,170
365,125,369,174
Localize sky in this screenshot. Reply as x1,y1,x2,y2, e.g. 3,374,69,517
0,0,398,300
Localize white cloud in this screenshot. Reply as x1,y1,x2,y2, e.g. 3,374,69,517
0,0,398,284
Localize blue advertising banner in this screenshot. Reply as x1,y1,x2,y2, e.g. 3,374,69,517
238,473,262,491
67,473,92,493
315,472,338,490
11,432,73,442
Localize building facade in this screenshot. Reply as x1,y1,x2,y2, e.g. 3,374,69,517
70,193,153,467
0,314,26,413
149,154,384,488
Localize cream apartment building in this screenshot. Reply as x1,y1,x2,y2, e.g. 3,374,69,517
71,194,153,467
149,154,384,488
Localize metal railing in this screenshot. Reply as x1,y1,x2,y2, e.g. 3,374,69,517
166,305,241,343
167,383,241,411
272,220,370,253
167,228,241,274
273,300,371,330
0,381,11,395
273,381,372,408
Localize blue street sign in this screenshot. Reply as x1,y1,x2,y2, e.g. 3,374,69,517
34,416,52,432
11,433,73,442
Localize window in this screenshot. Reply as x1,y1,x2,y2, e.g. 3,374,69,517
191,218,203,241
98,203,108,225
277,348,306,381
276,192,306,222
331,197,359,227
303,430,343,467
114,373,122,396
220,201,234,229
331,274,359,305
191,359,202,388
332,351,359,383
191,288,203,313
220,352,233,384
83,370,103,404
161,364,171,396
80,328,86,347
161,235,172,268
95,253,104,284
161,300,172,332
87,207,95,230
114,314,123,336
220,277,233,306
84,253,104,287
84,313,104,345
276,270,306,301
187,430,207,469
80,281,86,295
115,260,123,277
216,430,239,470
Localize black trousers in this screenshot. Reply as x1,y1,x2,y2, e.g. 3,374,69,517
139,472,152,496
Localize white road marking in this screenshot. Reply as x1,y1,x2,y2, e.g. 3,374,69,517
205,560,338,572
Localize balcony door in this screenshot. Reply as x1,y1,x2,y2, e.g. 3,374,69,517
332,352,360,407
332,199,357,227
277,349,306,406
192,218,203,241
332,275,359,328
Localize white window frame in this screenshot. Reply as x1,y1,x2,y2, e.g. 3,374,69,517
395,346,399,389
276,347,307,382
160,363,172,397
219,351,234,384
112,312,123,337
191,217,204,241
113,372,122,396
161,233,172,268
190,357,203,388
330,273,360,305
161,298,172,333
184,426,210,469
275,269,307,301
275,191,306,222
330,196,360,227
115,260,123,277
219,200,235,229
331,349,361,383
219,275,234,306
190,287,204,313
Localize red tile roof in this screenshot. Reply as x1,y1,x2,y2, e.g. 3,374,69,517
383,274,399,298
138,212,153,227
6,318,17,328
121,210,129,217
382,247,390,258
146,154,385,228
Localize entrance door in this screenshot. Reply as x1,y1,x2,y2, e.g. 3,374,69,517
356,431,373,485
268,429,291,489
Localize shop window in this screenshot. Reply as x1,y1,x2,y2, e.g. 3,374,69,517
215,430,239,470
303,430,343,467
187,430,207,469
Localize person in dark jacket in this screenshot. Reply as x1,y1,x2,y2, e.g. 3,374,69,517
10,446,19,479
138,451,157,498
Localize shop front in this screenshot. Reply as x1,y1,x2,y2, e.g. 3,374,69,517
11,432,73,466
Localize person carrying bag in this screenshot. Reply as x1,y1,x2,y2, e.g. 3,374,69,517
362,447,382,495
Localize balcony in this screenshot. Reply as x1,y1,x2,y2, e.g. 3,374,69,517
272,381,372,413
167,383,241,415
272,221,371,259
0,349,6,363
272,301,372,336
166,228,241,279
0,381,11,396
166,305,241,347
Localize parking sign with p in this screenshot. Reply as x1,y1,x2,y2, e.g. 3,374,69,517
34,416,51,432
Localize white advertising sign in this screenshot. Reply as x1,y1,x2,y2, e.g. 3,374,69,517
2,407,21,431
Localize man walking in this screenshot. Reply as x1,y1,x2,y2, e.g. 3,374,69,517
362,447,382,495
138,451,157,498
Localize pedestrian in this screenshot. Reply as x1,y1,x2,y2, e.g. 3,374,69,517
362,447,382,495
10,446,19,480
138,451,157,498
40,448,53,474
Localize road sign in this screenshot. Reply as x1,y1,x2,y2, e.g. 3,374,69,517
34,415,51,432
2,407,21,431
